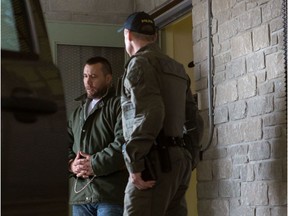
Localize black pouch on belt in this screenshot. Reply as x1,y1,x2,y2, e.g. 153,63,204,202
158,145,171,172
156,132,172,173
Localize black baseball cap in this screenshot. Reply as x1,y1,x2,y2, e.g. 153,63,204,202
118,11,156,35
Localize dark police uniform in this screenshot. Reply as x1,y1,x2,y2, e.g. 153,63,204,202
121,43,194,216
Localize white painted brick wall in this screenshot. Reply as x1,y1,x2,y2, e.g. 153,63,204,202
193,0,287,215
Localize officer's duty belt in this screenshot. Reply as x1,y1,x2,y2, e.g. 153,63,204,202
155,136,185,148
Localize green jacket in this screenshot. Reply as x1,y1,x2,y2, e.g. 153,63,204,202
121,43,193,174
68,87,128,205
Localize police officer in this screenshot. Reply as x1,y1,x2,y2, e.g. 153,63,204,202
120,12,195,216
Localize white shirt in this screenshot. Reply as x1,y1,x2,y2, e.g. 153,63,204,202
87,99,100,114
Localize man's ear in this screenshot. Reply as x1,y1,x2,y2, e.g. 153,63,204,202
153,33,158,42
106,74,112,85
124,29,132,41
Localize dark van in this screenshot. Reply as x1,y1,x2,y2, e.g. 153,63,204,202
1,0,68,215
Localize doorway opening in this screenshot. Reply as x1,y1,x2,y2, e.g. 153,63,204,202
160,13,198,216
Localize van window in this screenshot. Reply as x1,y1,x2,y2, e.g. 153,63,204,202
1,0,34,54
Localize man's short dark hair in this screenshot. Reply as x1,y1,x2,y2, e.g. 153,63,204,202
85,56,112,75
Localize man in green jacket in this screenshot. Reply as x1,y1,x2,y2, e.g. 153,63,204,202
120,12,196,216
68,56,128,216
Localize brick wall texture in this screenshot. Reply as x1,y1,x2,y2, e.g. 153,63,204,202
192,0,287,215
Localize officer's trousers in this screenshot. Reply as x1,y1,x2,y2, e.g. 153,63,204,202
123,146,192,216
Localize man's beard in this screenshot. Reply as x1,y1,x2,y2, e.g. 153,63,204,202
86,86,109,99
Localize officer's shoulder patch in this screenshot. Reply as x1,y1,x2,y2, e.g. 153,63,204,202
126,57,147,86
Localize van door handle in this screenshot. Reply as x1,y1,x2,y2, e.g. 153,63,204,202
2,87,58,115
2,96,58,114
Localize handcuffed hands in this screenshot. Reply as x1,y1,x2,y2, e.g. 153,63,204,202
70,151,94,178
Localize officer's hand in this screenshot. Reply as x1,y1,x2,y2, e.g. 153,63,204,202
130,172,156,190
